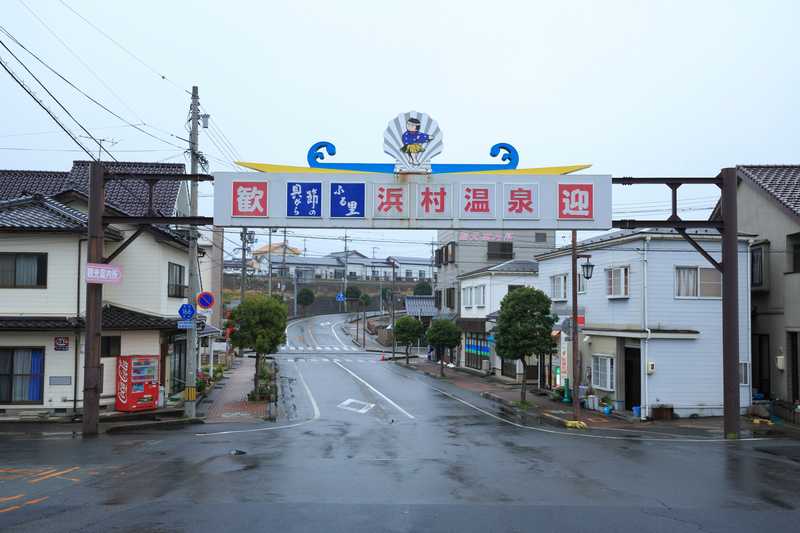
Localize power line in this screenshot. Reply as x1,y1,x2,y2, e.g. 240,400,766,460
0,25,186,152
0,50,95,160
57,0,190,95
17,0,144,123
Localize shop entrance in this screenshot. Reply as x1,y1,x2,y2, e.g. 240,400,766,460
624,347,641,411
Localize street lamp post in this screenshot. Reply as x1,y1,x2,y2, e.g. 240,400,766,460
570,229,594,423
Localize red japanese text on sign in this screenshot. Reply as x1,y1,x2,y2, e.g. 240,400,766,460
557,183,594,219
419,186,447,214
377,186,405,214
508,187,534,214
232,181,268,217
464,187,491,213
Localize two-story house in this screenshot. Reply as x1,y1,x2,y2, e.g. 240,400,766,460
713,165,800,417
536,228,751,419
0,161,192,416
457,259,543,380
434,230,555,317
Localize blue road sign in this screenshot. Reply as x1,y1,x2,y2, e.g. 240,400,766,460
336,292,345,302
177,320,195,329
178,303,195,320
196,291,215,309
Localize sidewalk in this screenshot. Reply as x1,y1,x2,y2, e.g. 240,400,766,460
204,356,267,422
397,357,800,439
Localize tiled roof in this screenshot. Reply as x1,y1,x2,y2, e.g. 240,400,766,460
0,305,178,331
404,295,439,317
102,305,177,330
738,165,800,219
0,160,185,216
0,195,88,231
458,259,539,278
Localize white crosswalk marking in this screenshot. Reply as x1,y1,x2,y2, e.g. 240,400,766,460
333,347,341,351
289,346,296,350
320,358,329,362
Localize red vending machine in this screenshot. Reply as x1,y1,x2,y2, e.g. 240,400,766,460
116,355,159,412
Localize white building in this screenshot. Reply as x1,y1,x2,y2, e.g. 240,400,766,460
536,229,751,418
457,260,543,379
0,162,194,415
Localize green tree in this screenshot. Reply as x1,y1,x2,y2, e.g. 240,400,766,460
381,287,392,309
394,315,424,365
345,285,361,300
426,319,461,377
494,287,557,403
297,287,315,316
227,294,287,397
413,281,432,296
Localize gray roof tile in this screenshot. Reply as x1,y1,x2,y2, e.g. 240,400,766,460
738,165,800,219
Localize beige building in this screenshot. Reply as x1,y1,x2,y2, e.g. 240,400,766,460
0,162,193,415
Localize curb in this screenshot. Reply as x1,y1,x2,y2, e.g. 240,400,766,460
104,417,205,434
480,391,567,427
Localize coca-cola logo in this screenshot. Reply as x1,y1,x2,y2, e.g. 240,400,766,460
118,359,129,405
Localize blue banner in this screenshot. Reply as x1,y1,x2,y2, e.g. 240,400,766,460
330,183,365,218
287,182,322,217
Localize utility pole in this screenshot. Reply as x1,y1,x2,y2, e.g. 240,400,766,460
267,228,273,297
391,260,396,359
293,270,299,317
82,161,104,436
282,227,287,300
240,228,248,303
184,85,201,418
570,230,581,422
343,230,349,313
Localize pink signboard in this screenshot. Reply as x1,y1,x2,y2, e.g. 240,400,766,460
86,263,123,284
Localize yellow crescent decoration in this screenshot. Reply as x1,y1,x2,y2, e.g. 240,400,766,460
234,161,592,175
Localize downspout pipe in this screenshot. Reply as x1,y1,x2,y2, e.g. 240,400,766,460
642,236,651,420
74,237,87,418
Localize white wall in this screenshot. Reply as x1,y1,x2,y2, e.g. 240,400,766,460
0,234,82,316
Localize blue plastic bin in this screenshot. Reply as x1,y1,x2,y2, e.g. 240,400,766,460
632,405,641,418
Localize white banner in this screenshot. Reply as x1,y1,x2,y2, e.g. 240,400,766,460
213,172,612,230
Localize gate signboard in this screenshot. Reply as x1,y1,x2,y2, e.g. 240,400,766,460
214,172,611,230
214,111,611,230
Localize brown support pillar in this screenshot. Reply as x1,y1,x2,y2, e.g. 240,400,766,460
721,168,740,438
82,162,104,436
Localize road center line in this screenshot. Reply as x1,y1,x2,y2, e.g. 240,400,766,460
333,360,414,419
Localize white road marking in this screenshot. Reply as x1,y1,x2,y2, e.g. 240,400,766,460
333,347,341,351
330,320,350,347
333,360,414,419
338,398,375,414
320,358,329,362
199,360,320,436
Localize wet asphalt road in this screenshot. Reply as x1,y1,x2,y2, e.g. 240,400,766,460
2,313,800,532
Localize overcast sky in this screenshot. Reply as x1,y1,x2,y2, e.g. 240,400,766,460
2,1,798,260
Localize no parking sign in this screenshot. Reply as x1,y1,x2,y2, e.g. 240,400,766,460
196,291,215,310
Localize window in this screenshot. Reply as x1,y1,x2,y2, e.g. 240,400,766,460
446,287,455,309
167,262,186,298
405,269,413,280
419,270,426,280
434,289,442,309
675,266,721,298
447,241,457,263
789,233,800,274
0,348,45,403
606,266,629,298
739,362,750,386
508,284,524,293
442,246,449,264
101,336,121,358
462,287,473,308
475,285,486,307
0,253,47,288
550,274,567,301
535,232,547,243
435,248,442,267
751,246,765,288
591,354,615,391
487,242,513,260
578,274,587,294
